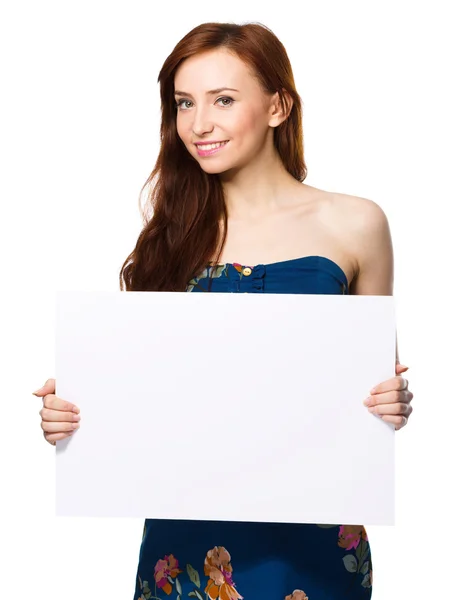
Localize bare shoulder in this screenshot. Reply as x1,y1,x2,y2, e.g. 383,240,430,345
331,192,388,233
315,189,394,295
302,184,387,228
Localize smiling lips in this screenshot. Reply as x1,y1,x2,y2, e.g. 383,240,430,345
195,140,229,156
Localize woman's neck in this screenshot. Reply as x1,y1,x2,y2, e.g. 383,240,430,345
221,155,301,220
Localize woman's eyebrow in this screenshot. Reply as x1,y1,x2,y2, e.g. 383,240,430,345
174,87,240,97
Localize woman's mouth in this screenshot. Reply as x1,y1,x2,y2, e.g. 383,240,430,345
195,140,229,157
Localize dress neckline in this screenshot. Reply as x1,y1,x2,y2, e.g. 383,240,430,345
207,254,349,289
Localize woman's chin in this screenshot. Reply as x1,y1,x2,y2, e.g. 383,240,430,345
198,161,233,175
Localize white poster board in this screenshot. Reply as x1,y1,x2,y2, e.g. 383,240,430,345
55,291,395,525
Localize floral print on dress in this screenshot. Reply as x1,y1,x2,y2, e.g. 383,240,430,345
186,264,227,292
338,525,373,589
154,554,183,595
285,591,308,600
137,523,372,599
137,546,242,600
318,524,373,589
204,547,243,600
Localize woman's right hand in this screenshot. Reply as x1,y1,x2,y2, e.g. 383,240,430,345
33,378,81,445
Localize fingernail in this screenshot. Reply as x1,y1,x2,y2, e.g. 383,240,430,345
363,397,371,406
32,387,43,395
73,406,80,414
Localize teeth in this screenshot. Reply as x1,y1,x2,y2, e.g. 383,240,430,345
198,141,228,150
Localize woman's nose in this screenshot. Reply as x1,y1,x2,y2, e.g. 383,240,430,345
192,108,214,137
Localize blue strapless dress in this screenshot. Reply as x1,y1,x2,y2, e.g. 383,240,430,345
134,256,373,600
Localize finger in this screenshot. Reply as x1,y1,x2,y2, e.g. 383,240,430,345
40,407,81,423
43,394,80,414
32,378,56,396
370,389,413,406
368,401,411,416
395,363,409,374
380,414,408,429
370,376,408,395
41,420,80,434
366,389,401,406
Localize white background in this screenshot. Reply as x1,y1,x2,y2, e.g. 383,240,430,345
1,0,466,598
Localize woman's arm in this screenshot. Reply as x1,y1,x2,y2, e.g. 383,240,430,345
346,197,412,429
347,198,400,360
348,198,394,298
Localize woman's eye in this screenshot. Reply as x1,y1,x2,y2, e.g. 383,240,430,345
176,97,234,110
176,99,192,110
216,96,234,107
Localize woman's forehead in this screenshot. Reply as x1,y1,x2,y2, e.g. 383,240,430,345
174,49,253,89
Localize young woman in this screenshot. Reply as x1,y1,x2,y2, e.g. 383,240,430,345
35,21,414,600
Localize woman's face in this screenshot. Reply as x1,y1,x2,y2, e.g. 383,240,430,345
174,48,277,175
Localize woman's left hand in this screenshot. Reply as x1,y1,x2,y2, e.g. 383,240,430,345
363,361,413,430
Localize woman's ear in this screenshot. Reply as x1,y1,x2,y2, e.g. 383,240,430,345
268,89,293,127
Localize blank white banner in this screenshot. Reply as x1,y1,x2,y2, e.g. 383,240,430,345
55,291,396,524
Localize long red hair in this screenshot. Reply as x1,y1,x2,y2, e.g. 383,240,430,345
119,22,307,292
